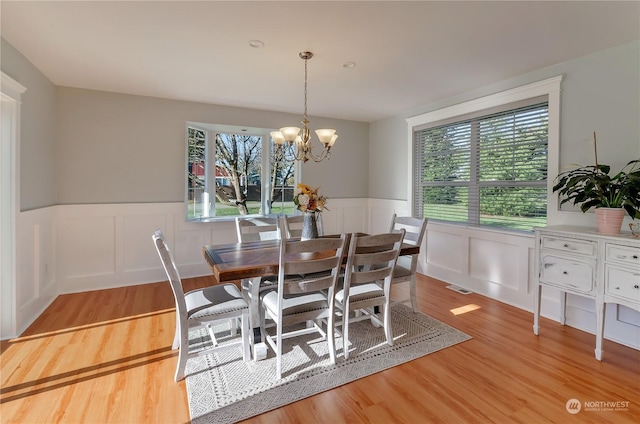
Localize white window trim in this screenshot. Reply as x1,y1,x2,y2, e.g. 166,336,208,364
1,71,27,339
185,122,300,221
406,75,563,226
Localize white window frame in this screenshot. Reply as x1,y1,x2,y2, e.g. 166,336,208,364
185,122,300,221
406,76,563,231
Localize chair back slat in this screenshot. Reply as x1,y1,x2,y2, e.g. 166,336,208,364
283,274,337,295
277,221,346,296
343,230,405,292
352,249,399,266
389,214,427,247
348,267,395,285
236,217,279,242
285,256,341,276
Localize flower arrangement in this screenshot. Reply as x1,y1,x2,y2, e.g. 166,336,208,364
293,183,328,213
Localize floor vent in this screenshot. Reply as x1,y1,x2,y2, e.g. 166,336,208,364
446,285,473,295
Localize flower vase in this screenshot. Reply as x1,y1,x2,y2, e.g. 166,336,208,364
301,212,319,240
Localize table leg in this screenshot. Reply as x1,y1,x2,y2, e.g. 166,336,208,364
245,277,268,361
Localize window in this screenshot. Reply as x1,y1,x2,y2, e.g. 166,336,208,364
186,124,296,220
408,76,562,233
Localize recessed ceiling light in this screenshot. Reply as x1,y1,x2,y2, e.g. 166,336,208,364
249,40,264,48
343,61,356,69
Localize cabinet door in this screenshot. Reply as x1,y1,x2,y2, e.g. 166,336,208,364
540,254,595,293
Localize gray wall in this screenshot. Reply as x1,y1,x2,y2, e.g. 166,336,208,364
2,36,369,208
55,89,368,205
370,40,640,201
4,35,638,209
1,38,57,211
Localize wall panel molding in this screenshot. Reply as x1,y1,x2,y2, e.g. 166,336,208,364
11,200,638,350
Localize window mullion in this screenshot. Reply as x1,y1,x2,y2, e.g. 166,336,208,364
469,121,480,225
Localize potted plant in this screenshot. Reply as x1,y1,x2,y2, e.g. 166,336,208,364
553,133,640,234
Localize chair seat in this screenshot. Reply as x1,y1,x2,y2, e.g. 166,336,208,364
392,265,412,279
336,282,384,304
186,284,248,319
262,290,329,316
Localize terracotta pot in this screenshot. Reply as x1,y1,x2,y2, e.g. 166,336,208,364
594,208,625,235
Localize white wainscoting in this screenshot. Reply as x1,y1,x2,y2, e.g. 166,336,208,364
11,199,638,351
55,200,370,294
369,198,639,351
15,206,57,338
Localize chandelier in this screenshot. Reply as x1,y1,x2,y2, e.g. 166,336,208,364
270,51,338,163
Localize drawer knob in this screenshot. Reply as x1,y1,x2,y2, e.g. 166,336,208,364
562,271,568,275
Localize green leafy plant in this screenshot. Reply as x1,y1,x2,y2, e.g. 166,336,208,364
553,133,640,219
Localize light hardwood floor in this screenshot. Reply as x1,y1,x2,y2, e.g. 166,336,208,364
1,275,639,423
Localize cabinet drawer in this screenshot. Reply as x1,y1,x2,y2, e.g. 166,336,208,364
541,236,596,257
605,244,640,267
540,254,595,293
605,265,640,304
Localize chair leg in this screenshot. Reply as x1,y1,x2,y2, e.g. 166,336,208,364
174,324,189,382
172,313,180,350
206,324,218,347
409,276,418,313
275,321,283,379
383,302,394,347
327,309,336,364
342,303,351,360
241,310,250,362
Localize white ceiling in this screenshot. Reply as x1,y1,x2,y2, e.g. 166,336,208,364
2,1,639,122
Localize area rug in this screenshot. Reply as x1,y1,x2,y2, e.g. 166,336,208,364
185,304,471,423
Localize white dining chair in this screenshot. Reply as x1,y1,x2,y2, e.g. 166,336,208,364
259,220,347,379
388,214,427,312
336,230,405,359
235,216,279,241
152,229,250,381
235,216,280,360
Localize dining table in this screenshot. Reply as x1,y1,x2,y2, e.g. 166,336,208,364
202,234,420,360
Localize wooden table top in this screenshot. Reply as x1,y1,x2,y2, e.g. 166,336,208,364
202,235,420,283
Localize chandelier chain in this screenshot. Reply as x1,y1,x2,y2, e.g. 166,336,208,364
303,56,308,122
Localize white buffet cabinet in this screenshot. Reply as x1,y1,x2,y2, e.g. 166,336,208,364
533,225,640,360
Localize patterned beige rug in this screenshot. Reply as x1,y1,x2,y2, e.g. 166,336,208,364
186,304,471,423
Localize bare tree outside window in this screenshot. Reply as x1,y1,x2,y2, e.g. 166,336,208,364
187,126,297,220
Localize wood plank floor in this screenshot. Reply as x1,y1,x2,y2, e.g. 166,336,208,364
1,275,639,423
